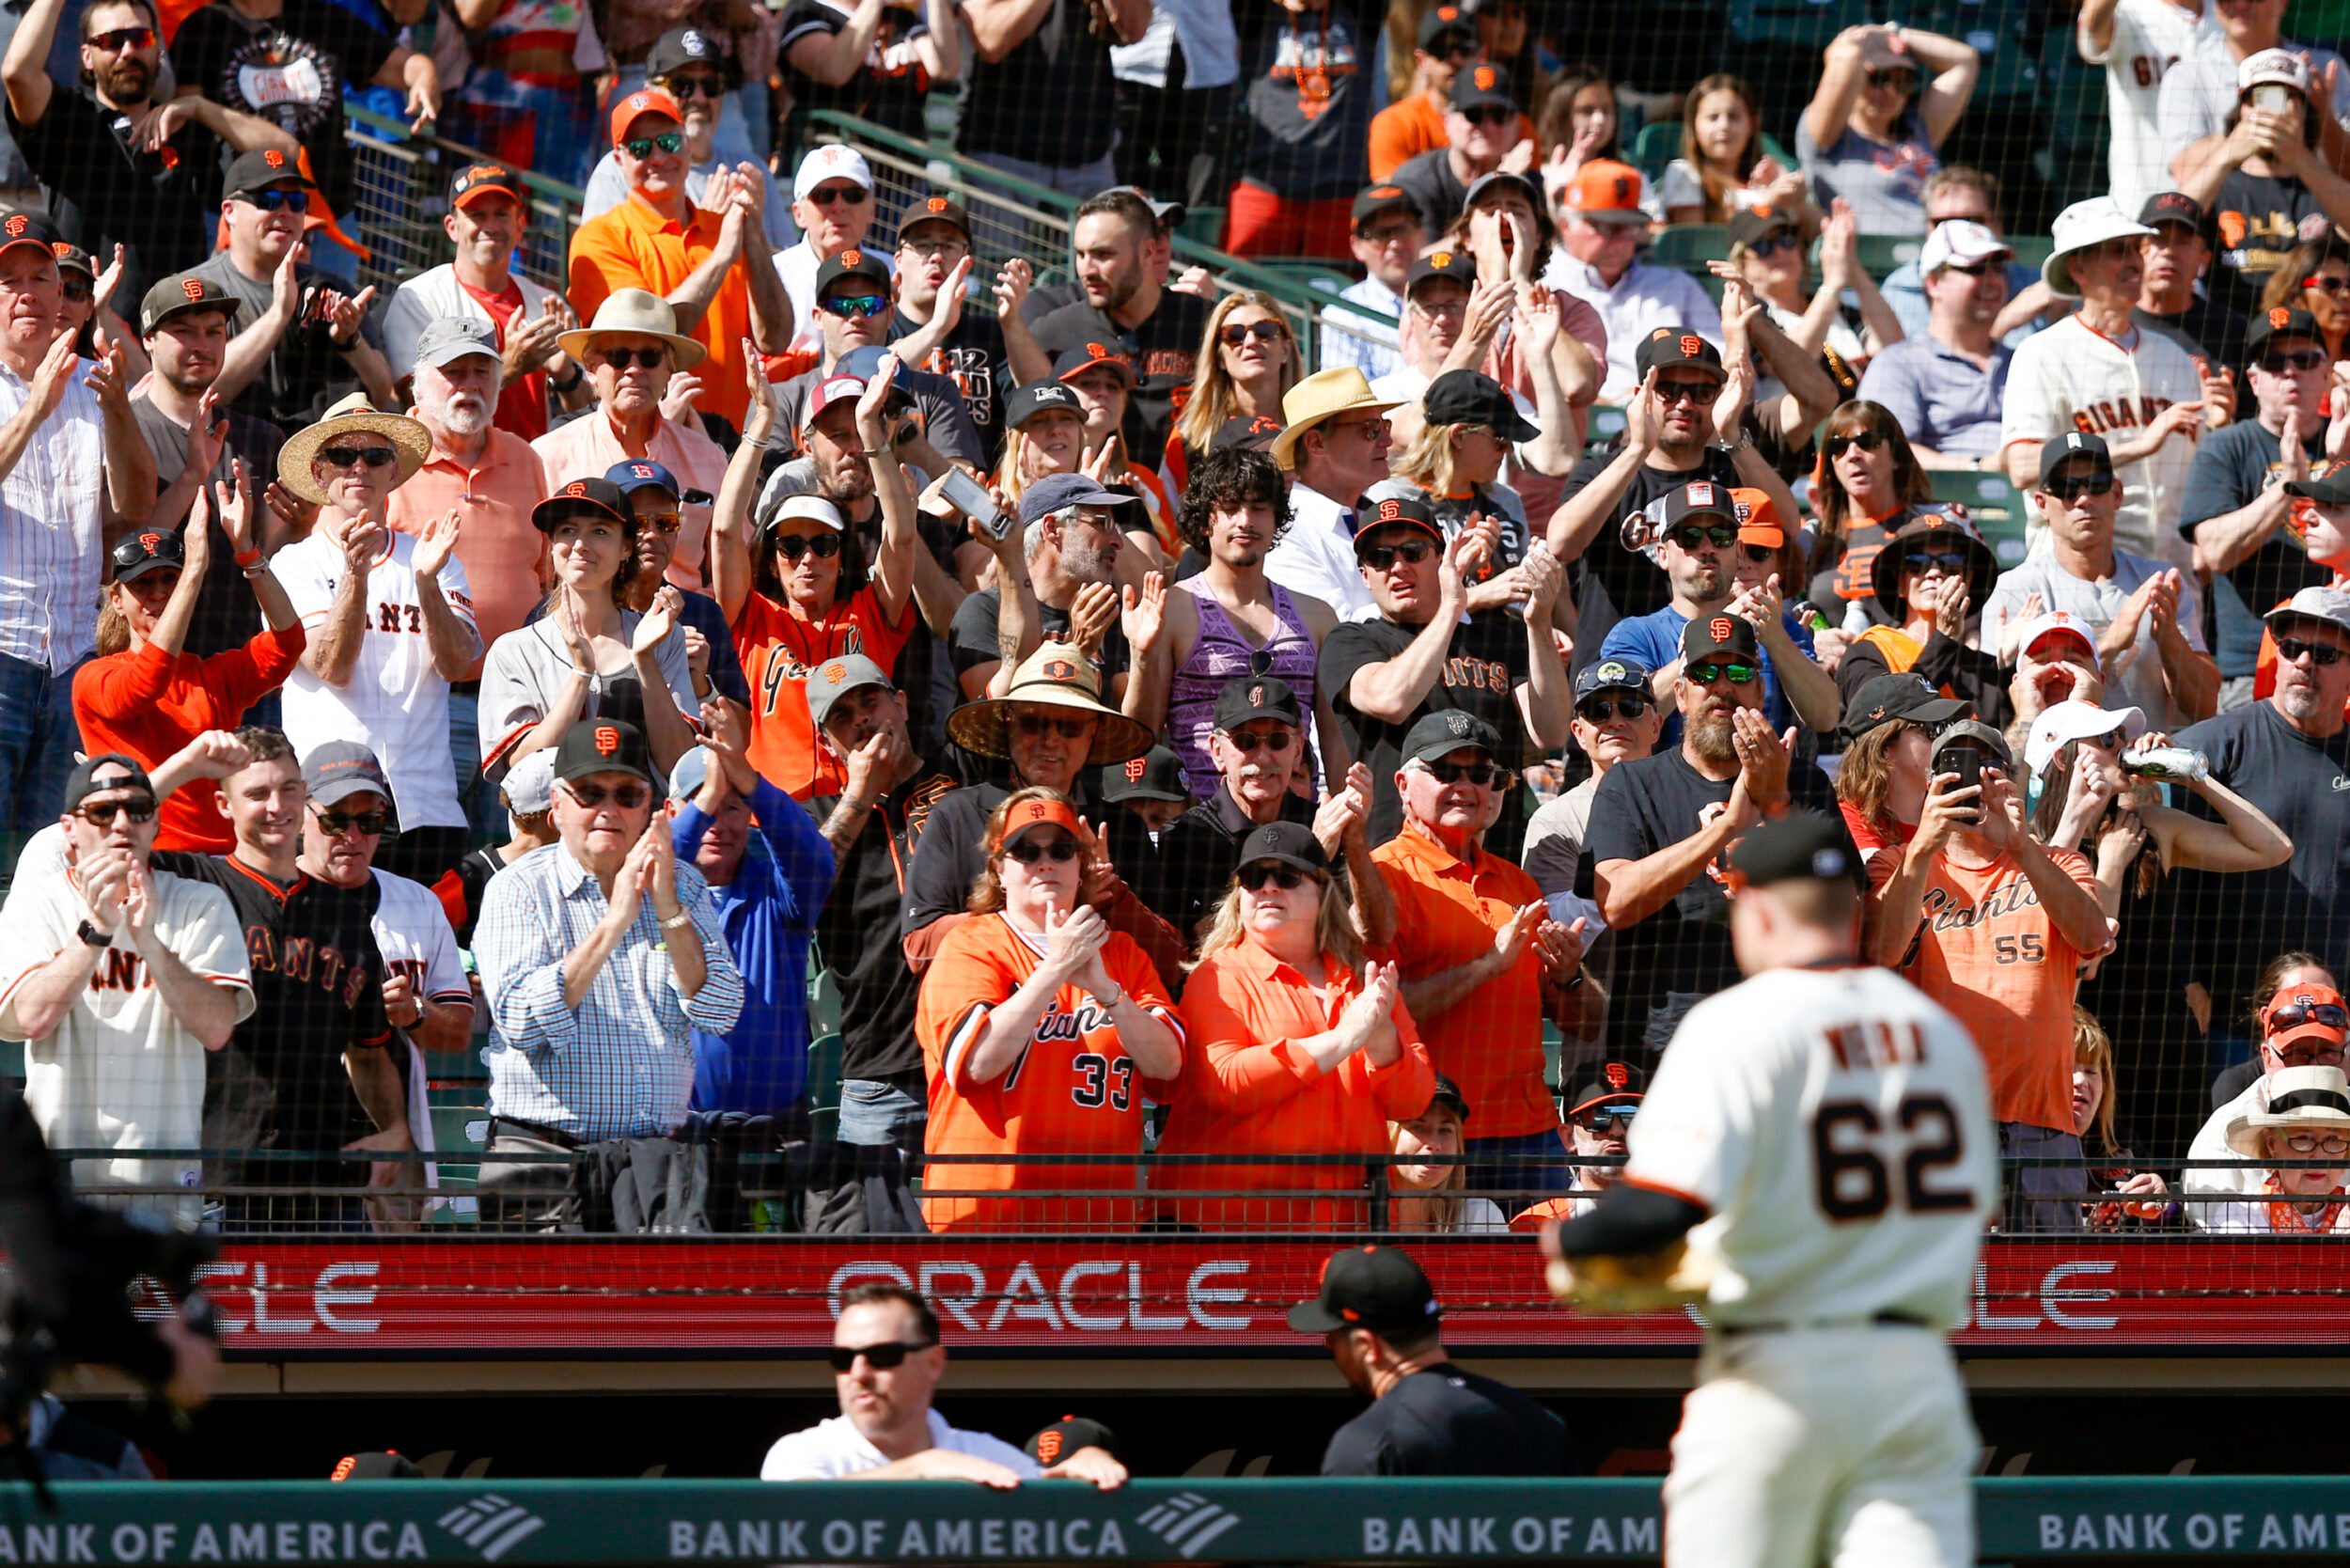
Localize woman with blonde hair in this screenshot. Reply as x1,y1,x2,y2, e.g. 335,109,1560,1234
1153,823,1430,1231
1386,1075,1509,1233
2073,1007,2176,1231
1167,291,1300,494
915,788,1183,1232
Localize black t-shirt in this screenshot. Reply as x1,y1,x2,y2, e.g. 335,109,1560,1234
1320,610,1531,849
948,587,1133,690
890,306,1009,465
810,764,960,1084
185,250,379,432
2211,168,2328,317
1320,1364,1574,1477
154,854,391,1184
1386,148,1468,242
776,0,932,143
131,392,286,660
2177,417,2333,677
1806,506,1931,629
1558,447,1740,669
2173,700,2350,998
953,0,1120,165
1234,0,1376,199
171,0,398,220
1156,785,1317,948
1031,290,1212,469
5,86,221,292
1584,746,1844,1047
454,845,503,947
2135,297,2248,375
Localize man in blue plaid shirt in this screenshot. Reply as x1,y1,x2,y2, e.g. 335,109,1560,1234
473,716,744,1230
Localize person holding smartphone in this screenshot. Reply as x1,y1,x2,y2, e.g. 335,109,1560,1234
2178,49,2350,318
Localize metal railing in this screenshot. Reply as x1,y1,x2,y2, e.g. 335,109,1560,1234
342,104,586,299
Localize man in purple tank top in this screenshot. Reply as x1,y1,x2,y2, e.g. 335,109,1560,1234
1160,448,1349,799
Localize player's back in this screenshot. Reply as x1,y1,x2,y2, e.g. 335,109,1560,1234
1628,964,1998,1334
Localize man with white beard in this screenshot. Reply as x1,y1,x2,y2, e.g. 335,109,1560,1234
386,318,550,834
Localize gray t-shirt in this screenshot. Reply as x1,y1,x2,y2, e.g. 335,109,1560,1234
1794,118,1937,236
771,363,987,473
186,251,385,431
478,614,697,780
1981,548,2208,730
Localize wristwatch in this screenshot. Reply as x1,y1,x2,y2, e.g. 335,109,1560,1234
76,919,112,949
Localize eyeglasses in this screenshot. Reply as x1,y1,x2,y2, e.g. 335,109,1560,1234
826,1341,933,1372
320,446,396,469
1416,760,1508,787
1360,222,1420,245
1903,549,1970,575
621,133,685,159
772,532,841,561
61,279,91,305
1459,104,1515,127
1236,862,1314,891
2284,1133,2350,1156
653,74,725,100
2269,1000,2350,1034
1433,34,1475,57
1653,378,1719,406
901,234,968,259
637,510,682,534
73,796,157,827
821,293,889,320
2308,274,2350,294
1578,696,1651,723
1004,834,1081,865
1940,260,2001,277
2278,636,2349,667
2261,349,2328,372
1572,1103,1639,1131
564,781,650,809
1746,233,1800,261
1218,321,1288,347
243,188,310,213
1668,523,1736,550
2046,471,2117,500
1686,661,1760,685
808,183,870,207
595,347,666,370
1361,539,1435,571
1410,292,1469,318
310,806,388,836
86,24,155,49
1225,725,1293,753
1011,713,1093,740
1825,430,1888,458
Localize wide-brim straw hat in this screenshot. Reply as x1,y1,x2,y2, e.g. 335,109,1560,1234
557,286,707,370
1271,367,1399,470
947,643,1153,767
2226,1066,2350,1157
278,392,431,506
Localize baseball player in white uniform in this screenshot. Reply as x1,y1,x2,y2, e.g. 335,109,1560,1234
2078,0,2221,213
1544,812,1998,1568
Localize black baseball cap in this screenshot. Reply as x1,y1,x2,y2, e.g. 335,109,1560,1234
1236,820,1327,876
2037,430,2113,487
0,211,62,261
815,247,891,296
1004,380,1084,430
1402,709,1503,766
2138,190,2212,243
1681,612,1761,666
1449,60,1515,112
534,476,634,534
1575,656,1653,700
1635,326,1725,381
1660,478,1737,530
1566,1061,1646,1121
1423,368,1539,444
1100,745,1190,805
1426,1073,1471,1120
140,271,242,337
1416,2,1473,49
2249,305,2326,357
1724,810,1856,888
1025,1418,1117,1466
223,147,312,201
1354,492,1443,553
63,753,152,812
331,1452,426,1482
2288,471,2350,505
1055,342,1136,387
1287,1245,1443,1335
1214,674,1304,730
448,160,527,212
896,193,974,247
1932,717,2013,771
51,242,90,279
111,525,185,583
1405,247,1475,296
646,24,736,84
1840,673,1968,739
1726,203,1800,253
303,741,395,811
555,716,655,785
1353,184,1421,230
1212,414,1285,452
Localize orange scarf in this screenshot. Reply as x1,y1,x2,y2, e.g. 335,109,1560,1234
2264,1173,2348,1233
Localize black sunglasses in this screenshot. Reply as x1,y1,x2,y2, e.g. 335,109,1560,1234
1004,834,1080,865
2262,349,2328,372
1218,320,1288,346
2046,471,2116,501
1669,523,1736,550
827,1341,934,1372
1572,1102,1640,1131
1864,67,1917,91
596,347,667,370
320,446,396,469
1578,696,1651,723
1459,104,1516,127
1011,713,1092,739
1825,430,1888,458
1418,760,1509,787
1741,542,1777,563
2278,636,2348,667
310,806,388,836
622,133,685,159
772,532,841,561
1903,549,1970,575
61,279,92,305
654,74,725,99
1236,861,1315,891
74,796,157,827
86,24,155,49
1746,233,1800,261
1361,540,1435,571
1940,260,2001,277
565,781,650,809
1225,725,1293,752
243,188,309,213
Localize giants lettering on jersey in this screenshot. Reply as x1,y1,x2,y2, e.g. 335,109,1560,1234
1441,656,1510,693
2070,397,2174,440
376,602,425,634
760,629,870,717
1917,877,2042,933
244,926,374,1008
86,948,147,994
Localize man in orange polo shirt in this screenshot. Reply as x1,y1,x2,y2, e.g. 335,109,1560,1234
566,87,793,437
385,317,552,834
1374,711,1597,1209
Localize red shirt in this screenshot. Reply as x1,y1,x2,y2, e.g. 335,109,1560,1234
72,626,306,851
735,586,913,799
457,278,551,442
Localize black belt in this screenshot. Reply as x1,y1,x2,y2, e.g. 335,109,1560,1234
489,1116,582,1151
1722,1310,1931,1337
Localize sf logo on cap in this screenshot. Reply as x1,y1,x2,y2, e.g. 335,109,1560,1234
138,532,162,551
181,278,206,301
566,480,588,497
1035,1430,1064,1464
1124,757,1146,782
3,216,24,239
822,662,846,683
1680,335,1704,359
2273,306,2294,330
839,249,862,266
1377,498,1403,521
1710,617,1735,643
1473,65,1496,90
263,149,286,169
593,724,620,756
1024,802,1052,822
1427,251,1453,270
1042,658,1077,681
1605,1062,1630,1090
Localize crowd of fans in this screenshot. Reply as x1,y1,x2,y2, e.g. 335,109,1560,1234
0,0,2346,1242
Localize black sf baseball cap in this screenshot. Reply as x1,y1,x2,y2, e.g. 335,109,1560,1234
1449,60,1515,112
1423,368,1538,444
0,211,63,261
1215,673,1303,730
1289,1245,1442,1335
816,247,891,295
1355,492,1443,554
1237,820,1327,875
1405,247,1474,296
1725,810,1854,889
555,716,654,785
63,752,152,812
896,193,974,248
1353,183,1420,231
1567,1061,1646,1121
1682,611,1761,666
1725,203,1799,253
1635,326,1725,382
141,270,241,337
223,147,312,202
1099,745,1189,805
533,476,634,535
2249,305,2326,358
111,525,185,582
1402,708,1503,766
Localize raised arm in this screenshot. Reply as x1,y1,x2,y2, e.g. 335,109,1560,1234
959,0,1058,63
1904,27,1981,148
299,519,383,687
710,345,771,625
854,355,918,624
789,0,889,84
1,0,64,125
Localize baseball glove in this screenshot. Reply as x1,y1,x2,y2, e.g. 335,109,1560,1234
1545,1240,1714,1315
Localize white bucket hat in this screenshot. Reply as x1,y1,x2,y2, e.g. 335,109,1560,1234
2043,197,2156,298
2226,1066,2350,1157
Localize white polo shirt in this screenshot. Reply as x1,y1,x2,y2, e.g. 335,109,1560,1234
1263,480,1380,623
760,1410,1043,1481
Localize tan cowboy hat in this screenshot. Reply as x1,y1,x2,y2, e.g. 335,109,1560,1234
2226,1066,2350,1157
277,391,431,506
556,287,708,370
1270,367,1399,471
947,643,1153,768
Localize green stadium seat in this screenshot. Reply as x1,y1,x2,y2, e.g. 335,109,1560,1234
807,966,841,1038
1931,469,2030,567
807,1031,844,1114
1586,404,1627,451
1629,121,1681,182
1179,207,1226,249
424,1044,487,1082
1854,234,1926,280
2006,235,2055,274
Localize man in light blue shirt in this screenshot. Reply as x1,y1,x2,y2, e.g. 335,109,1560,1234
1320,184,1420,381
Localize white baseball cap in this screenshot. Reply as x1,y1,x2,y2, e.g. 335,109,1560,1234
767,494,846,531
2014,608,2104,671
2043,196,2156,298
2025,698,2148,775
2239,47,2313,96
794,143,874,202
502,748,556,815
1919,219,2012,275
2264,583,2350,637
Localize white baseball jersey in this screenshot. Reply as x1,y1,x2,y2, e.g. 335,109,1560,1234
2082,0,2219,213
276,529,479,831
1625,964,1998,1333
371,868,473,1184
1998,316,2204,568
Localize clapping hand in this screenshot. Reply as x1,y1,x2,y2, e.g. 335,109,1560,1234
411,508,461,582
1119,571,1167,657
632,584,683,654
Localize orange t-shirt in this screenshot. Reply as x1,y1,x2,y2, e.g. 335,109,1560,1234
1153,939,1435,1231
567,196,756,433
384,432,552,679
915,913,1183,1232
1869,842,2098,1132
1367,95,1538,181
71,627,306,853
1373,822,1554,1138
734,586,914,800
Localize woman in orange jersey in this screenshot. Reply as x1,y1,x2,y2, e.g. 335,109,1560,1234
915,789,1183,1233
1153,823,1432,1231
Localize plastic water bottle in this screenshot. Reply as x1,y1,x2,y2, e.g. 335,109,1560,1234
2122,745,2209,783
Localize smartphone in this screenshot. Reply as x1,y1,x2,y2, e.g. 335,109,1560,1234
940,467,1010,540
2253,84,2295,114
1936,744,1984,823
